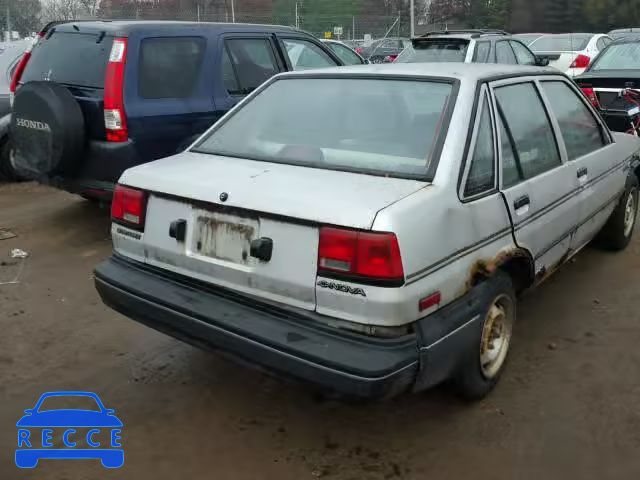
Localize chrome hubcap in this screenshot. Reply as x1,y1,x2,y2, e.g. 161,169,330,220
623,190,636,237
480,294,513,379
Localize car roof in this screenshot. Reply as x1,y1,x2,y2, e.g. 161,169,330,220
279,62,557,82
52,20,299,35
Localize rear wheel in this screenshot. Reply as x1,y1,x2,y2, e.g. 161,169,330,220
0,138,19,182
596,175,638,251
454,271,516,400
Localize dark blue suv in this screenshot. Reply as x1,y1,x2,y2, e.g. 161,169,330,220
9,21,343,199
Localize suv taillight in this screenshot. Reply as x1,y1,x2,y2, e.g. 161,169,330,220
111,184,147,230
570,54,591,69
9,40,36,94
104,38,128,142
318,227,404,283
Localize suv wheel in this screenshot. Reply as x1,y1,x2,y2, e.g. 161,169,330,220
454,271,516,400
596,175,639,251
0,139,19,182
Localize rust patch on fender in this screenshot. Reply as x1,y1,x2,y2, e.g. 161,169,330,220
464,248,531,294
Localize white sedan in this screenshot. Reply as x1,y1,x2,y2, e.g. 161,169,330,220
530,33,612,77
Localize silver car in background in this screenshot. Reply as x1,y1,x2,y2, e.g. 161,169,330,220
95,64,640,400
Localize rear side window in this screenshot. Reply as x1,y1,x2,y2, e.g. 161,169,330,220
495,41,517,64
225,38,279,94
464,96,496,197
495,83,560,181
540,81,606,159
509,41,536,65
194,78,454,178
21,32,113,88
139,37,205,99
473,42,491,63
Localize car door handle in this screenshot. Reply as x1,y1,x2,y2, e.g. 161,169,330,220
513,195,530,210
577,167,588,178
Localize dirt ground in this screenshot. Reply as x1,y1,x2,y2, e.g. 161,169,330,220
1,182,639,480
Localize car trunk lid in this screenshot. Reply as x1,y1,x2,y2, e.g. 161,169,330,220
118,152,426,310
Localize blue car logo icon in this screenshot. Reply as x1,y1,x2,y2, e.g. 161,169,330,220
16,391,123,468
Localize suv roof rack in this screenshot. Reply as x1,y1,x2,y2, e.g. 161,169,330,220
419,29,510,38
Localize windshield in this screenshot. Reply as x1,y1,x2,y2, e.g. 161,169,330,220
37,395,101,412
395,40,469,63
194,78,454,178
530,34,592,52
590,42,640,70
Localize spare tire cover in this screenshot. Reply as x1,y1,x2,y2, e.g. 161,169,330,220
11,81,84,178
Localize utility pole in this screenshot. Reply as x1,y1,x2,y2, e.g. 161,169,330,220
295,2,299,29
352,16,355,40
231,0,235,23
6,4,11,42
410,0,415,38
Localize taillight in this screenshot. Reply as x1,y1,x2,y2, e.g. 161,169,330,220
104,37,128,142
581,87,600,108
9,42,34,94
318,227,404,283
111,185,147,230
355,47,363,54
570,54,591,69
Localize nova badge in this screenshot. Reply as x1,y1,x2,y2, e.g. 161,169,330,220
317,280,366,297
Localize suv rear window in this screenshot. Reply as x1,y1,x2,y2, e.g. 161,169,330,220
395,39,469,63
194,78,454,178
21,32,113,88
139,37,206,99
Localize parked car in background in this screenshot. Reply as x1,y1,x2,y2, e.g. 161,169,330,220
575,38,640,135
0,39,32,181
8,21,343,200
320,39,367,65
395,31,547,67
529,33,612,77
355,37,410,63
608,28,640,41
96,63,640,400
511,33,545,45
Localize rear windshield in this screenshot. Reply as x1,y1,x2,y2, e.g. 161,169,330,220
193,78,454,178
395,39,469,63
530,34,592,52
21,32,112,88
590,42,640,70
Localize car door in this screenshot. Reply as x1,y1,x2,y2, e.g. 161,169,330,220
494,40,518,65
509,40,536,66
491,79,580,276
538,78,624,250
215,34,284,117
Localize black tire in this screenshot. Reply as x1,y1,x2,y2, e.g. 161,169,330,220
453,271,516,400
0,137,18,182
596,175,639,251
11,81,85,180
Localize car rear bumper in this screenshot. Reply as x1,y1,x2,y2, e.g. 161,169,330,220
94,255,485,398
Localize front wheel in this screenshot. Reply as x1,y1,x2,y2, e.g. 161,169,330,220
453,271,516,400
596,175,638,251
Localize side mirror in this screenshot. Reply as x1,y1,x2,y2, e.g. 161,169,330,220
535,56,550,67
105,409,115,414
23,409,33,414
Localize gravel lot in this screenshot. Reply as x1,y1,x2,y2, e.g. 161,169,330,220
1,183,640,479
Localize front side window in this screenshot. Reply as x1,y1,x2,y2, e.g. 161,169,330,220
510,41,536,65
541,81,605,160
327,43,363,65
225,39,279,94
282,39,337,71
495,82,561,180
464,96,495,197
194,78,454,178
139,37,206,99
